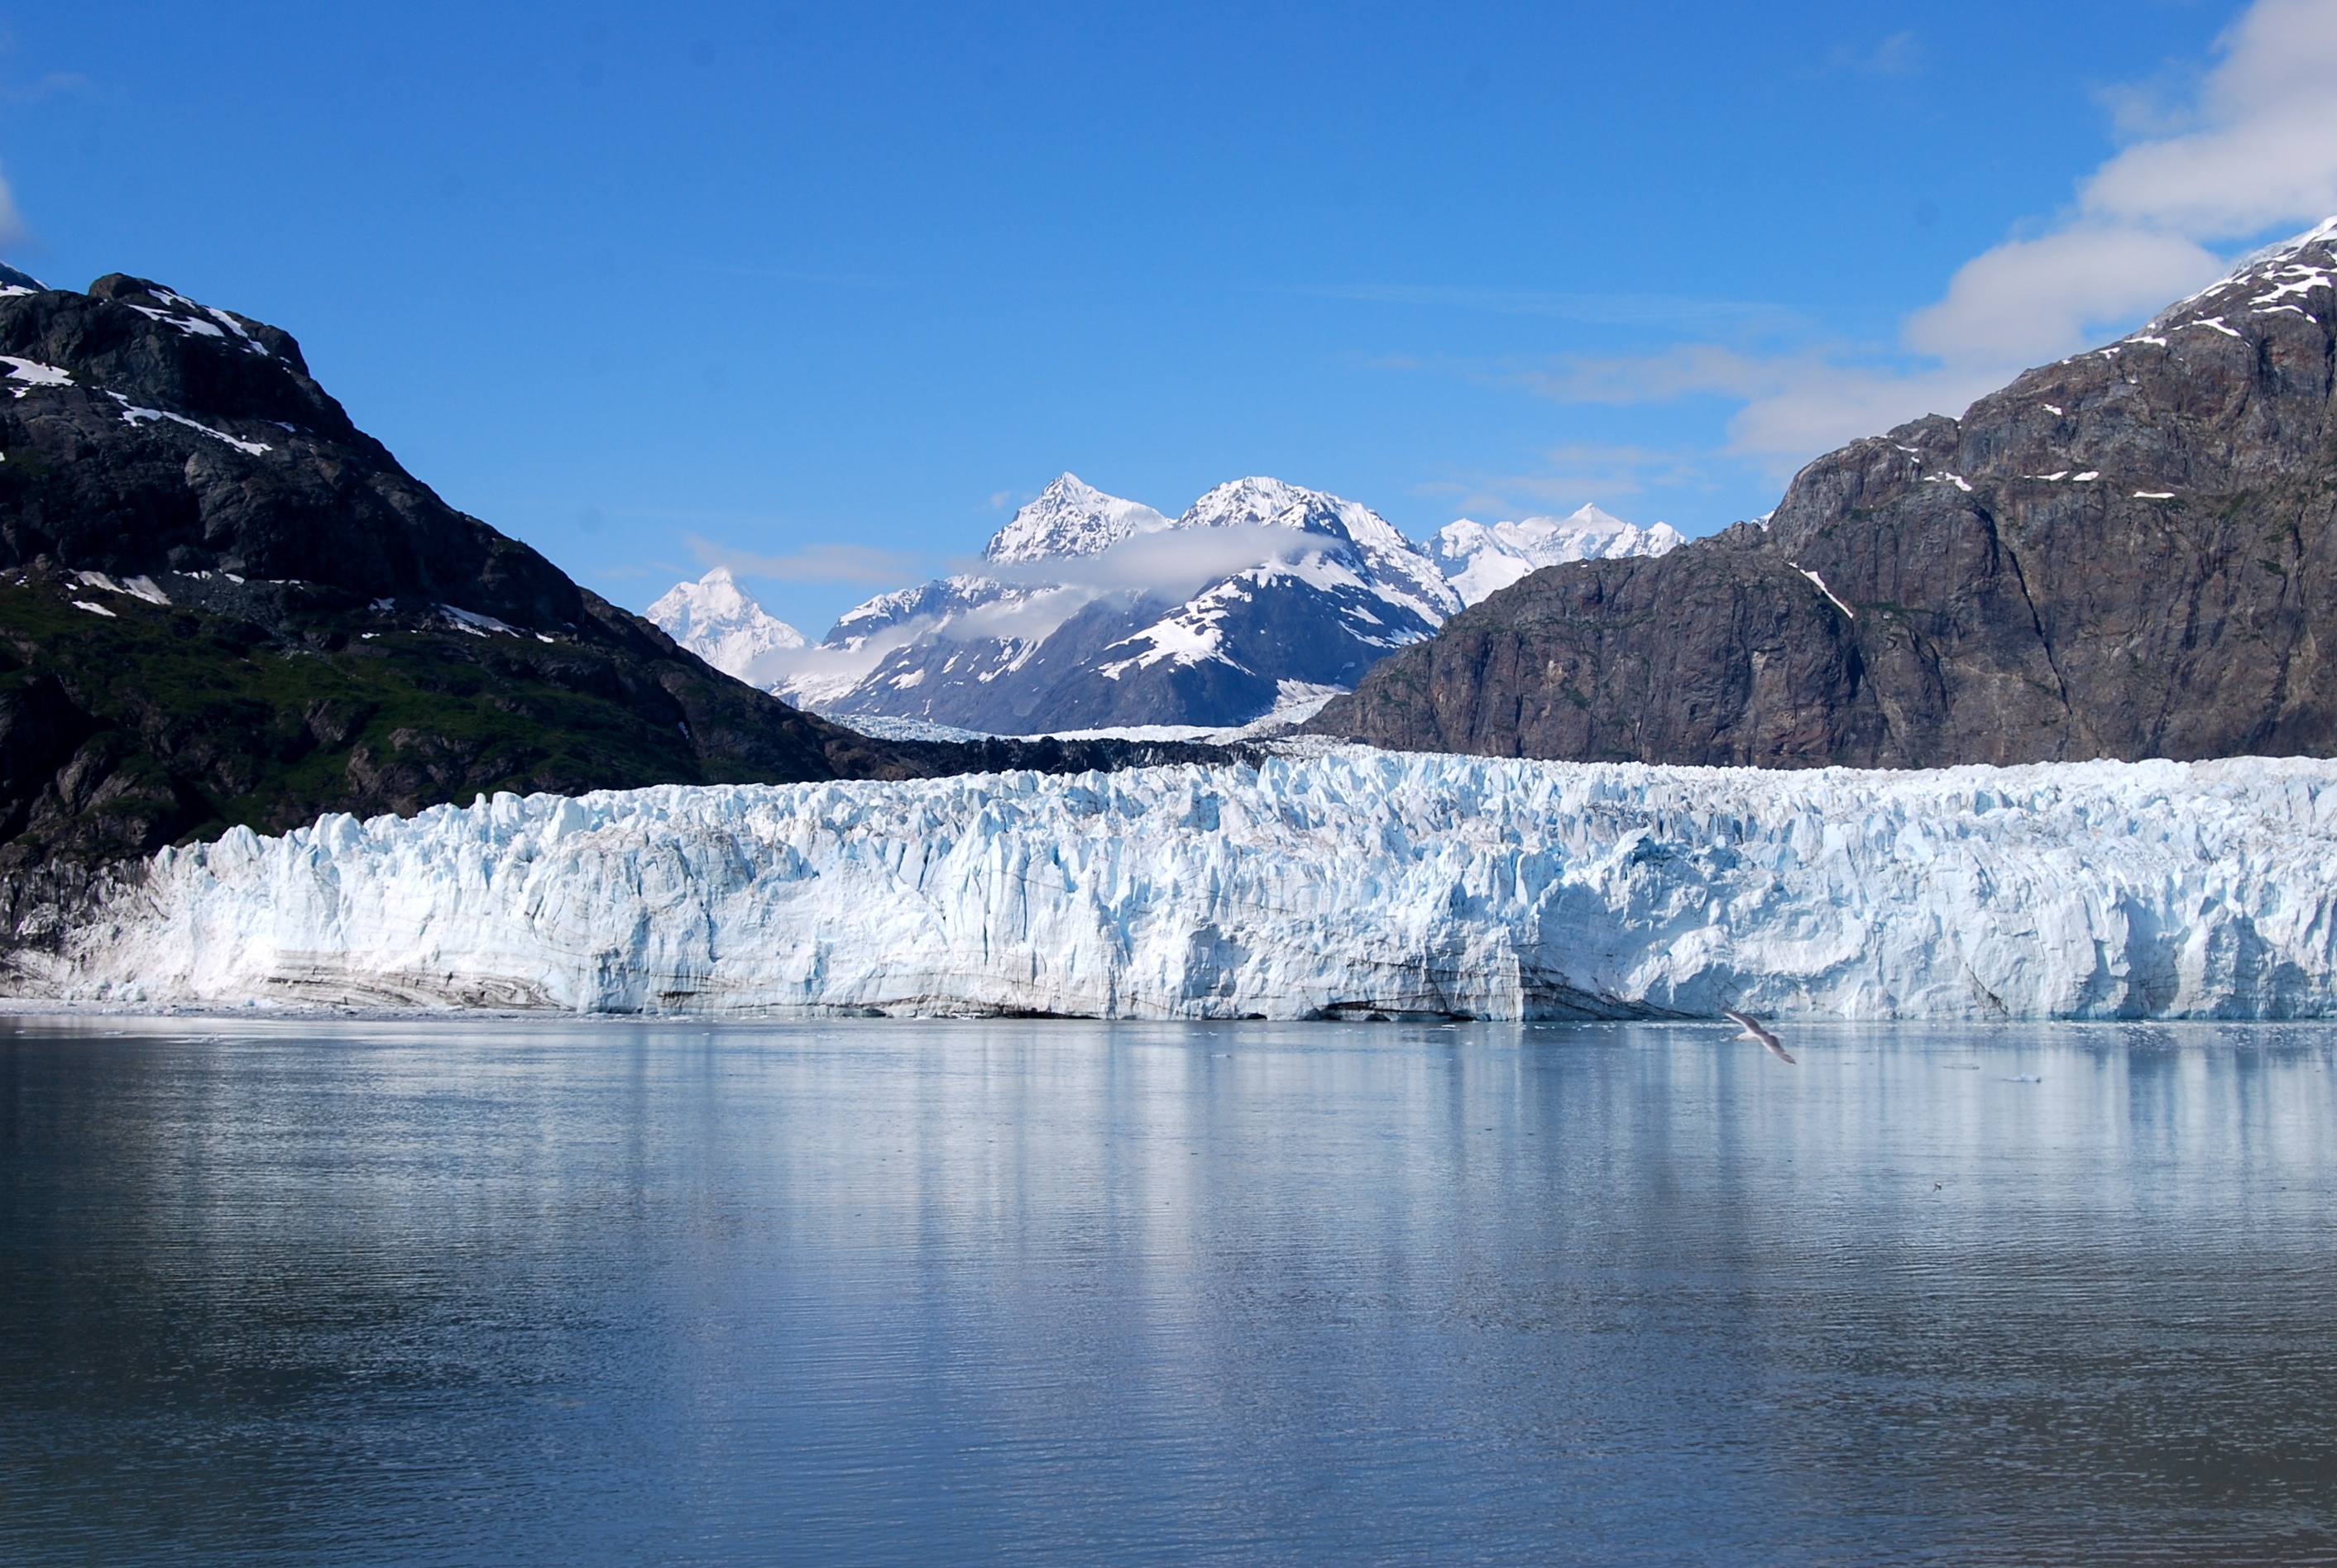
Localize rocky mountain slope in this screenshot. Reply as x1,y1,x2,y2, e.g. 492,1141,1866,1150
1314,218,2337,767
0,270,1224,872
748,473,1464,733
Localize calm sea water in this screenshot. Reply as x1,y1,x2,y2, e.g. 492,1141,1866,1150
2,1016,2335,1566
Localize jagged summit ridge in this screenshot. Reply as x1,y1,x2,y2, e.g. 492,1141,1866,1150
2150,213,2337,332
1430,505,1685,606
647,566,806,681
983,473,1171,563
765,474,1467,734
652,472,1674,735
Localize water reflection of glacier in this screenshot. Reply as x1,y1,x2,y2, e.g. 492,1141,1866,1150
36,750,2337,1019
4,1017,2335,1563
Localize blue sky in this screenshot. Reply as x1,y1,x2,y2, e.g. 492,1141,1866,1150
3,1,2332,636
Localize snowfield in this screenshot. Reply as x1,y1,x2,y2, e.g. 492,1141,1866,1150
21,750,2337,1020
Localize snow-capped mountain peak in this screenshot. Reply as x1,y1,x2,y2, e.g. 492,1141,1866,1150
1171,477,1460,623
646,566,806,681
1176,475,1403,553
2139,212,2337,345
982,473,1171,564
1430,504,1685,605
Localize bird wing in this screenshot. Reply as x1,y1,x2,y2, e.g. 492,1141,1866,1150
1726,1007,1794,1064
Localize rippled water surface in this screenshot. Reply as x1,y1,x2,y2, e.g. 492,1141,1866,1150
4,1016,2336,1565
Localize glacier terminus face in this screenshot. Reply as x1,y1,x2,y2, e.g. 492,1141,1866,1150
22,750,2337,1021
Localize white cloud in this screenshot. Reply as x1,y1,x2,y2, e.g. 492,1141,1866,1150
1532,0,2337,468
0,162,27,252
2081,0,2337,237
686,534,923,585
1899,227,2222,365
970,523,1310,601
1827,31,1921,76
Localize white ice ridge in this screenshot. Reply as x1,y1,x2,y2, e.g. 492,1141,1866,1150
28,752,2337,1021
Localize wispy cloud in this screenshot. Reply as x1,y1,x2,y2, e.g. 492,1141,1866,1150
683,264,897,289
686,534,924,585
1518,0,2337,470
2081,0,2337,237
0,161,27,252
1308,283,1795,331
1,70,89,109
962,523,1315,601
1418,443,1710,515
1827,31,1921,76
1516,345,2014,467
745,523,1334,688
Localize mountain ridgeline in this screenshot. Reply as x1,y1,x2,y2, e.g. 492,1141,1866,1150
1313,219,2337,767
657,477,1682,735
0,270,1229,872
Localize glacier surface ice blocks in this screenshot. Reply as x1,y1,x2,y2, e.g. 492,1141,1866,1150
28,752,2337,1020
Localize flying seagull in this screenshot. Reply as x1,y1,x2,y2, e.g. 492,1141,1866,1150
1723,1008,1795,1064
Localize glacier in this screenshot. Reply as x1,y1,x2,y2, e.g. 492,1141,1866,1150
17,750,2337,1021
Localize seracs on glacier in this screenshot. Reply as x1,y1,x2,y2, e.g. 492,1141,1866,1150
33,751,2337,1021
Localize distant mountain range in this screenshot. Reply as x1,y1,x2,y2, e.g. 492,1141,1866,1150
650,476,1680,734
1428,507,1686,605
1312,215,2337,768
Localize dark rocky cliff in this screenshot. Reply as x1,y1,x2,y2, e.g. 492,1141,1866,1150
0,271,1225,870
1312,220,2337,767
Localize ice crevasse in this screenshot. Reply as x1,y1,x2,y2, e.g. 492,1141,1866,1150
30,749,2337,1019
